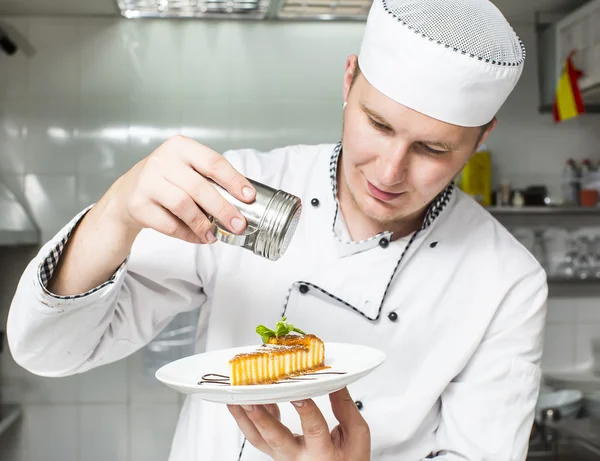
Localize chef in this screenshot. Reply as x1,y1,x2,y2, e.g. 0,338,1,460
7,0,547,460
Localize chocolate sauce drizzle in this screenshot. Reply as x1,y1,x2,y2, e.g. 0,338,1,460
197,371,347,386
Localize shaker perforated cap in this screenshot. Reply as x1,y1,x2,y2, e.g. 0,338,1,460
358,0,526,127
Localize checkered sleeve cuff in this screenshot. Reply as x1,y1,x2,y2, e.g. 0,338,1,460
37,207,124,300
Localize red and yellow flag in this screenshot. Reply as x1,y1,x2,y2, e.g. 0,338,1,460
553,51,585,123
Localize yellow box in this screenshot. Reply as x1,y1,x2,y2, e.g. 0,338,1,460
459,147,491,206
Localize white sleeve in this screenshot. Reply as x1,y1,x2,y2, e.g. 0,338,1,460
426,266,548,461
6,206,209,378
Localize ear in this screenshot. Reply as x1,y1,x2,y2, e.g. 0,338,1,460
343,55,359,103
475,117,497,151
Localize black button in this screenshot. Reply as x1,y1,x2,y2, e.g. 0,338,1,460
430,241,438,248
379,238,389,248
299,284,309,294
355,400,363,410
387,312,398,322
310,198,320,207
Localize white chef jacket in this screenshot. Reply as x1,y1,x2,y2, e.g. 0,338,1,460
7,142,548,461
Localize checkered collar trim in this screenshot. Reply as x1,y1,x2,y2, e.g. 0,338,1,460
329,142,454,244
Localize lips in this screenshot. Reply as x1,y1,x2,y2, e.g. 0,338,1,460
367,181,403,202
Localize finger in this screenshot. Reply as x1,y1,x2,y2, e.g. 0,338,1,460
134,200,202,244
163,161,248,235
174,136,256,204
244,405,299,458
150,178,216,244
330,387,370,434
227,405,275,458
291,399,335,455
264,404,281,421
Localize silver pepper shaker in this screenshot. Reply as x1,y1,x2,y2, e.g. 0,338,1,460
209,178,302,261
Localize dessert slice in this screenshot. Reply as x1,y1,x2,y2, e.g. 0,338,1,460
229,317,325,386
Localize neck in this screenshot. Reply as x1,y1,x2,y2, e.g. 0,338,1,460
336,157,426,243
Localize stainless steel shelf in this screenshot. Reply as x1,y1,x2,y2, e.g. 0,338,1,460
548,277,600,283
0,405,23,439
487,206,600,230
487,206,600,215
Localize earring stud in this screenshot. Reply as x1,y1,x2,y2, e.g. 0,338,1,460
343,101,347,109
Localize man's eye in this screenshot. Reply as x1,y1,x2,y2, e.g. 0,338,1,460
420,144,447,156
368,118,390,132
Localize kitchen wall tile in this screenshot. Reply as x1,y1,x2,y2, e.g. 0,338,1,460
77,99,130,173
80,361,128,404
25,405,79,461
130,404,180,461
180,99,230,154
1,345,81,404
25,99,79,175
0,18,30,102
280,100,342,145
0,172,27,210
127,99,182,169
24,174,77,242
0,416,28,455
180,21,232,101
540,324,576,371
575,324,600,368
80,19,136,100
28,19,81,99
127,349,179,405
226,101,286,152
0,100,28,174
0,448,30,461
545,297,577,324
76,171,118,209
228,22,361,102
123,21,183,99
577,297,600,323
80,405,128,461
226,100,340,152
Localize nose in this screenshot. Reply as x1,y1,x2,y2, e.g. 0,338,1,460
377,142,410,187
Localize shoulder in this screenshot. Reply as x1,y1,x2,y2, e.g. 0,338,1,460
440,189,545,282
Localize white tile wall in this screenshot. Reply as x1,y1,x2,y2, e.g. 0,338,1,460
130,404,180,461
0,13,599,461
80,405,128,461
26,405,79,461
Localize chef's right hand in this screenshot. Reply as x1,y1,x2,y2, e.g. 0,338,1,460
104,135,256,244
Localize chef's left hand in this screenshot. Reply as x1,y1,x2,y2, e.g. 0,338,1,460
227,387,371,461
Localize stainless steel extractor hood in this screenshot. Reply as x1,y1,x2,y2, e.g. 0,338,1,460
116,0,373,20
0,181,39,246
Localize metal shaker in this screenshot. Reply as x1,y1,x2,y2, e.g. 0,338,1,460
208,179,302,261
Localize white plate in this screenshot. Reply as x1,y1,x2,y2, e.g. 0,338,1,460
155,342,386,405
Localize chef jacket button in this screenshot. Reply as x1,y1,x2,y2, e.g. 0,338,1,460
379,238,389,248
355,400,363,410
299,284,309,294
311,198,320,207
387,311,398,322
430,241,438,248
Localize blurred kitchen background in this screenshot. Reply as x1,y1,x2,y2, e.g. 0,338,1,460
1,0,600,460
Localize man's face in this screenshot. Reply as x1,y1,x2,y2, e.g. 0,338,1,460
340,57,494,228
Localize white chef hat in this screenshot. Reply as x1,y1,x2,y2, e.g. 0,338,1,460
357,0,525,127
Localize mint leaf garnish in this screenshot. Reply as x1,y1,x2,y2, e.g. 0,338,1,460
256,317,306,342
256,325,276,343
